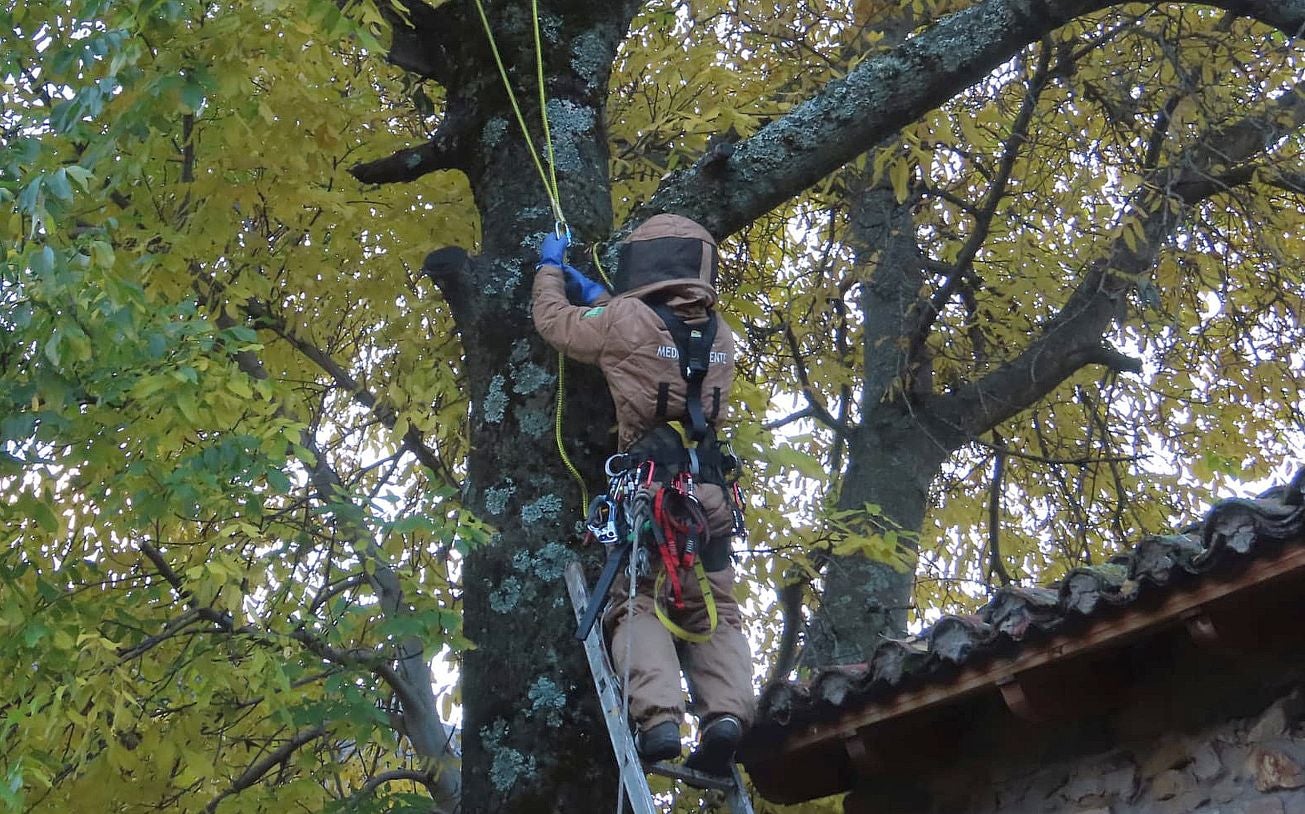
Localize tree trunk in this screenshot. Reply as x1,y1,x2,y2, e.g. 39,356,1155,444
455,299,616,810
806,408,951,665
424,4,635,809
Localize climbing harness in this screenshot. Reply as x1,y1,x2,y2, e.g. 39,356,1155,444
576,433,747,646
569,454,751,811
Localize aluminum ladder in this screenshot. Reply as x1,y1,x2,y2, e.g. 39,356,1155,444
565,560,755,814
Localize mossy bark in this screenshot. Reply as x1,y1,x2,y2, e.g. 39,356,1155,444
427,3,637,810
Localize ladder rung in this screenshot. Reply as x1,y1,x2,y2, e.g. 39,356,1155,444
646,761,736,791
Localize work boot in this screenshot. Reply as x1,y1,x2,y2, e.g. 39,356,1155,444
684,714,742,776
636,720,681,762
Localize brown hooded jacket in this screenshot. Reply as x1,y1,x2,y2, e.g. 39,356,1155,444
531,214,738,547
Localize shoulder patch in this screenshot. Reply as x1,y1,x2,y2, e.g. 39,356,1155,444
581,306,606,318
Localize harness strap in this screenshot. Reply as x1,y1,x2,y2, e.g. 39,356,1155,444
648,302,718,442
609,464,722,643
648,488,685,608
653,561,718,644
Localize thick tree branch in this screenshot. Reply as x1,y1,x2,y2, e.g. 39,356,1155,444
421,246,474,333
294,434,460,804
936,79,1305,439
632,0,1305,240
1268,169,1305,193
359,768,442,797
350,121,471,185
382,0,466,83
1085,345,1144,374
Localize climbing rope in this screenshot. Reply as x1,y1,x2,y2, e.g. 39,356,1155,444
471,0,596,511
469,0,565,224
591,242,613,287
554,354,589,513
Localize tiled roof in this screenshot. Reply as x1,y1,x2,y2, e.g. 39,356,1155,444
748,470,1305,744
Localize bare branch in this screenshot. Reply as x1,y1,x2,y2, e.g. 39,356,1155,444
909,40,1051,355
204,726,328,814
766,578,807,686
968,433,1147,467
139,539,190,600
783,325,851,437
763,406,814,432
1142,93,1185,171
986,434,1013,588
936,77,1305,439
116,608,204,662
240,298,448,479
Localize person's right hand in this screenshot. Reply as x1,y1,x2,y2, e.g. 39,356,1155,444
538,232,569,269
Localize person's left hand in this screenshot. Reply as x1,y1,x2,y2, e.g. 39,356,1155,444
562,264,607,305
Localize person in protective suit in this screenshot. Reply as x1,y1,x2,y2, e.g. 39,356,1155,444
531,213,754,776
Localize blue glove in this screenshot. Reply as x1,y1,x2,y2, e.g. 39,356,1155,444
538,232,569,268
562,264,608,305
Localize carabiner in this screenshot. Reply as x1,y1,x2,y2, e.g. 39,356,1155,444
604,454,625,478
554,220,571,241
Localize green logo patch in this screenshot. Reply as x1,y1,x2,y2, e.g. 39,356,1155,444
582,306,606,318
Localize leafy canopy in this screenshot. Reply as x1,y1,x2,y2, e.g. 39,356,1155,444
2,0,1303,811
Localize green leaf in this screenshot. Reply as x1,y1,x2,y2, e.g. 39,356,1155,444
30,501,59,533
46,169,74,202
29,245,54,276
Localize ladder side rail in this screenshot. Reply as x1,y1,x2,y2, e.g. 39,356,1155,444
726,765,755,814
565,560,659,814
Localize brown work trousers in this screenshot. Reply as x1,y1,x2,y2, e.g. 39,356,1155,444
604,564,755,733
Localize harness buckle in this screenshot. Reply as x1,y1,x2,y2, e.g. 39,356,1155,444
585,495,621,548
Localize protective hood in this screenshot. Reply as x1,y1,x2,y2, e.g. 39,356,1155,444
613,214,719,305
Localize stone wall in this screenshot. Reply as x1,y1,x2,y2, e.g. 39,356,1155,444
975,686,1305,814
843,628,1305,814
